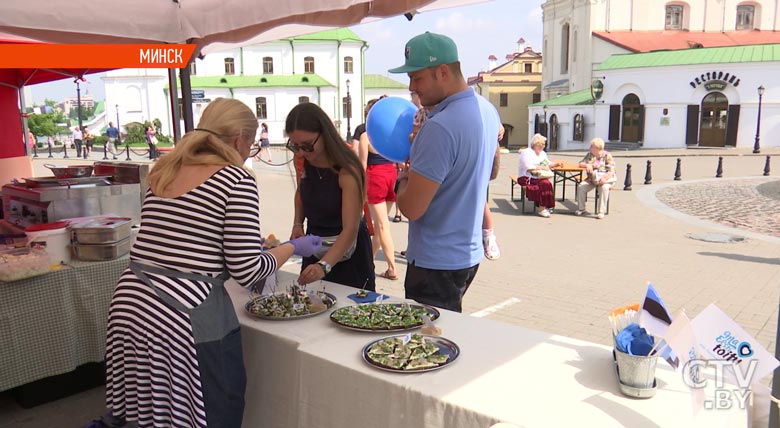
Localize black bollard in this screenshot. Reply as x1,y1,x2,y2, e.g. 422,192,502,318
125,142,131,161
623,163,632,191
62,142,69,159
644,160,652,184
716,156,723,178
674,158,682,181
102,144,109,160
47,143,53,158
764,156,771,176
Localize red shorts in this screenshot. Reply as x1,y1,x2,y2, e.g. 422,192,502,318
366,163,398,205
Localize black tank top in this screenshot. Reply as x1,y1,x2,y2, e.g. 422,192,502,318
300,161,343,236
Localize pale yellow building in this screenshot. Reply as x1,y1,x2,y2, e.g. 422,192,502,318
469,41,542,150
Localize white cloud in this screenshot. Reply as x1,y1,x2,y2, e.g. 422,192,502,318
434,11,490,33
526,4,543,26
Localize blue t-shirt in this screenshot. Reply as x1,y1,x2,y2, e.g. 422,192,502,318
107,126,120,138
407,88,500,270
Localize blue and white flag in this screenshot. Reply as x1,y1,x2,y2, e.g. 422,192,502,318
640,283,679,368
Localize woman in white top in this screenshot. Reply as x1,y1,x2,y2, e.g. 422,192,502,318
517,134,562,217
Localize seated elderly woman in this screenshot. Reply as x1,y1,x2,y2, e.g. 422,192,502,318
575,137,616,219
517,134,563,217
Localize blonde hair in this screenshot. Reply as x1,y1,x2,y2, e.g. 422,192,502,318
530,133,547,149
149,98,258,195
590,137,605,151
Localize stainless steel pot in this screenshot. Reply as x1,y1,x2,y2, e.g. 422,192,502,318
44,164,94,179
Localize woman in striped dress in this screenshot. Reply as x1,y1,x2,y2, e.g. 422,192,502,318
92,99,321,428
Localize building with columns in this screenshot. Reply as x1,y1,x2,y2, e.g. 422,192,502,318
532,0,780,150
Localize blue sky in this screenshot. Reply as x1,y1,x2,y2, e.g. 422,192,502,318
29,0,544,104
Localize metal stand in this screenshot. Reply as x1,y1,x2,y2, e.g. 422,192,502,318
716,157,723,178
623,164,632,191
643,160,652,184
673,158,681,181
763,156,770,176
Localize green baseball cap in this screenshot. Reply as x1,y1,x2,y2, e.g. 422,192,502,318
388,31,459,74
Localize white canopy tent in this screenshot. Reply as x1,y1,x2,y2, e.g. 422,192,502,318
0,0,487,138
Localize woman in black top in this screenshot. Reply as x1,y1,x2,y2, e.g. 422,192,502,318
287,103,375,290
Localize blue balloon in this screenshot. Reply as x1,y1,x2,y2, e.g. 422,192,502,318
365,97,417,163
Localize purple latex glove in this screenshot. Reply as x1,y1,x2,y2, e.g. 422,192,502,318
287,235,322,257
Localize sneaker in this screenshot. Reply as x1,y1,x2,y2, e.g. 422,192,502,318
483,233,501,260
596,213,605,220
574,210,586,216
537,208,550,218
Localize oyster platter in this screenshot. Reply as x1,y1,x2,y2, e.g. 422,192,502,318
245,282,337,320
330,303,440,332
362,334,460,373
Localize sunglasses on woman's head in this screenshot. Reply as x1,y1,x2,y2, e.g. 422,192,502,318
286,133,320,153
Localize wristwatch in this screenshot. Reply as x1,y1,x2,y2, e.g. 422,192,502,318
317,260,332,275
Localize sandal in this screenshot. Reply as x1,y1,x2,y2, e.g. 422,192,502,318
392,214,402,223
378,269,399,280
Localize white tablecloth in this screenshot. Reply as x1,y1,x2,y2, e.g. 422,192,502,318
227,271,747,428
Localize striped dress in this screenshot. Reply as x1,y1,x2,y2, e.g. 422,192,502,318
105,165,276,427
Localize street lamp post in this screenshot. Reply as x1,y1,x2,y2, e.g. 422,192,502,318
345,79,352,142
75,77,86,159
542,105,549,138
753,85,765,154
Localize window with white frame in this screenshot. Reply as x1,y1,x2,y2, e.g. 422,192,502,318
736,5,755,30
255,97,267,119
344,56,354,74
263,57,273,74
224,58,235,75
304,56,315,74
665,5,684,30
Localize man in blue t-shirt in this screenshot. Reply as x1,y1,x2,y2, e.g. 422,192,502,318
390,32,500,312
106,122,120,160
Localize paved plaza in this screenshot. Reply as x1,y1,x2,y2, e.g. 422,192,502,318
2,147,779,427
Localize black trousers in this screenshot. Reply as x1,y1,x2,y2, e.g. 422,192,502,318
404,261,479,313
74,139,82,157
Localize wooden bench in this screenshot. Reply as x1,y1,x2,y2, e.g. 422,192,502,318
509,175,533,215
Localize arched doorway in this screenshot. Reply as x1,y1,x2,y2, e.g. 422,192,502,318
700,92,728,147
548,114,559,151
621,93,643,142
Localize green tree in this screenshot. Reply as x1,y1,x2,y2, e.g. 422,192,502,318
27,102,69,137
68,104,95,121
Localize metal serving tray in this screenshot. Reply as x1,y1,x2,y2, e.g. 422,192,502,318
245,292,337,320
72,236,131,261
362,334,460,373
72,217,133,244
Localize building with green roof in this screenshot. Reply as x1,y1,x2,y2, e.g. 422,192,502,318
530,43,780,150
107,27,416,142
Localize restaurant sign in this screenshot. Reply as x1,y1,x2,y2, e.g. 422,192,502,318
689,71,741,90
704,81,728,91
